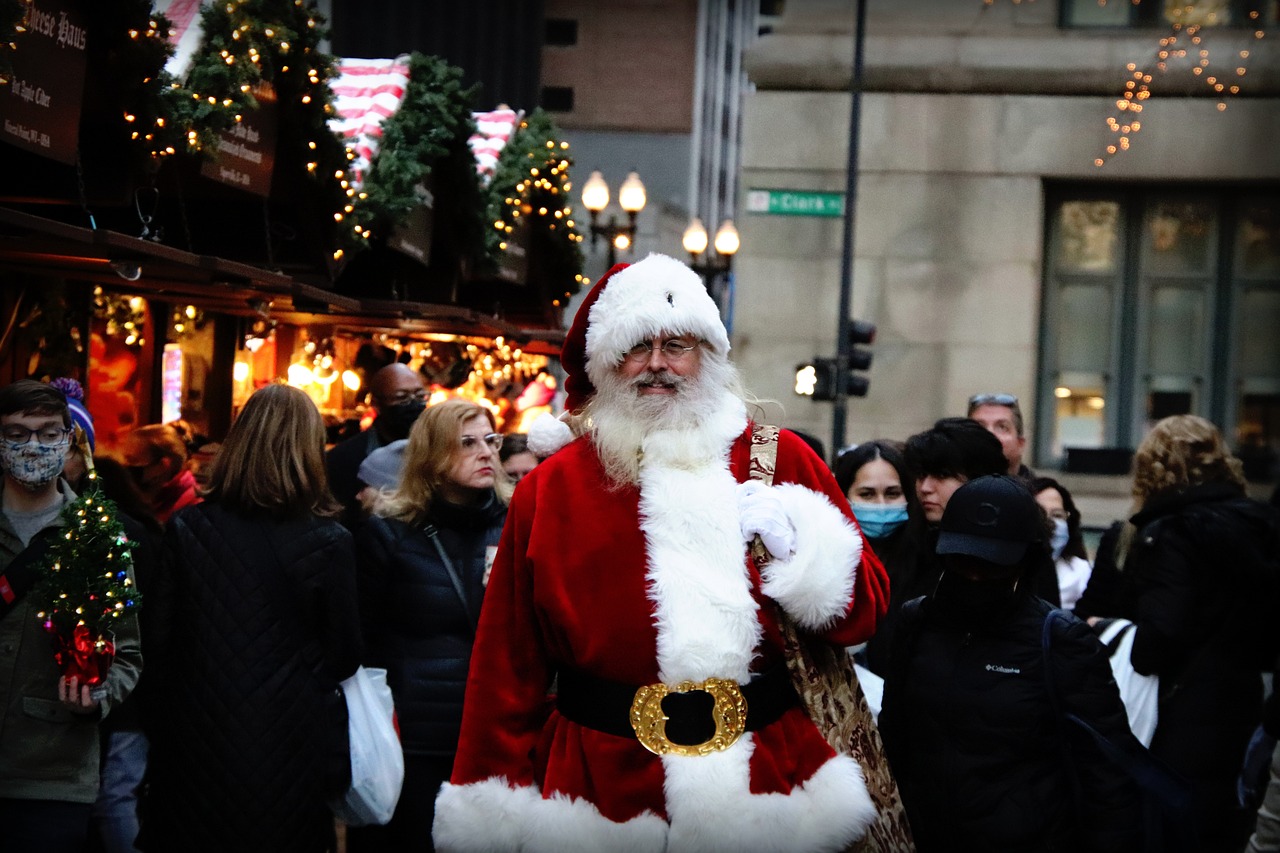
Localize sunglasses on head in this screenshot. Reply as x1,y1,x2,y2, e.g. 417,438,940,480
969,393,1018,407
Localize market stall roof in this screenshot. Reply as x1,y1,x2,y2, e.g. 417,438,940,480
0,206,565,355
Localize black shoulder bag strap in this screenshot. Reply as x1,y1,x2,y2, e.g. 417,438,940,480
421,523,478,635
0,526,59,619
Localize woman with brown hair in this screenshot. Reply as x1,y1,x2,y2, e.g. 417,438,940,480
1117,415,1279,850
140,384,362,853
348,399,510,853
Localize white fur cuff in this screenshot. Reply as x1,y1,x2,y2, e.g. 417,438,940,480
758,484,861,630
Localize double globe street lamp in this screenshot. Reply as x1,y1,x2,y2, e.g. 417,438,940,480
682,216,740,303
581,170,647,267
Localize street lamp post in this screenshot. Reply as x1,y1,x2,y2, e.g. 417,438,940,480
581,170,647,267
682,217,740,306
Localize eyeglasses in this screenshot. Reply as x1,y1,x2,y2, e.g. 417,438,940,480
1,425,73,447
968,393,1018,408
622,338,700,363
460,433,503,454
382,388,428,405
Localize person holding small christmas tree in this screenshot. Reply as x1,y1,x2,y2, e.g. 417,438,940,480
0,379,143,853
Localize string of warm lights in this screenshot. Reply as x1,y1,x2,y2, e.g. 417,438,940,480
0,0,29,87
1094,3,1266,167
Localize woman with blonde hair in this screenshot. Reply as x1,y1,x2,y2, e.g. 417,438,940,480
348,399,510,853
140,384,362,853
1118,415,1279,850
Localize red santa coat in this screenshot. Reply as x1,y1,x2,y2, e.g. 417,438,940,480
434,408,889,853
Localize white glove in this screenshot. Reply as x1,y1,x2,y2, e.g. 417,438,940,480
737,480,796,560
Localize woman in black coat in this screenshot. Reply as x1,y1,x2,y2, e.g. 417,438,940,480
141,384,362,853
347,399,510,853
1117,415,1280,850
880,476,1141,852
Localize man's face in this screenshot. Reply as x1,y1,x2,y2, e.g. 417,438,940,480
617,334,703,396
0,412,71,491
373,371,428,412
970,404,1025,475
916,473,966,524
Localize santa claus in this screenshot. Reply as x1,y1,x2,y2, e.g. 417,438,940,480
433,253,889,852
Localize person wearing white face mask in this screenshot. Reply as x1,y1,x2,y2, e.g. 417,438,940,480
1031,477,1093,612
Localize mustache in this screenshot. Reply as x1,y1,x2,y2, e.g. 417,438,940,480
630,370,686,391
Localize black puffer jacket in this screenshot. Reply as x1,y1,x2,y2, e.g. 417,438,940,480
1122,483,1280,847
141,504,362,853
879,576,1141,852
356,493,506,756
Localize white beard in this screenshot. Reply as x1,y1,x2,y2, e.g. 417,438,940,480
586,354,748,486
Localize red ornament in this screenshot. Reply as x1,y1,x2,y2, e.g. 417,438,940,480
47,623,115,687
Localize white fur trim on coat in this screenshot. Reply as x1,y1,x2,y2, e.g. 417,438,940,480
758,484,861,630
433,778,668,853
638,404,759,684
584,254,730,390
663,743,876,853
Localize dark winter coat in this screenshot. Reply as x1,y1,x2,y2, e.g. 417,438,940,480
355,493,506,757
140,503,362,853
1122,482,1280,847
879,575,1141,853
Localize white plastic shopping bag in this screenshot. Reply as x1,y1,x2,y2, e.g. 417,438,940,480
331,666,404,826
1099,619,1159,748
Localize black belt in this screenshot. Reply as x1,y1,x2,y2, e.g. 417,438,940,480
556,666,798,747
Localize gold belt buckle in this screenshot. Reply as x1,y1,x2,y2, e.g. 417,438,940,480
629,677,747,757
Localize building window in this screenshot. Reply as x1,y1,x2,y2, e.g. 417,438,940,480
1060,0,1276,28
540,86,575,112
1039,186,1280,483
545,18,578,46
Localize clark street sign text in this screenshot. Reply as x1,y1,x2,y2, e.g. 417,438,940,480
746,189,845,217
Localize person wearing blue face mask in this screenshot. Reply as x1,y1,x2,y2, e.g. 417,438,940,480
1030,477,1093,612
835,440,913,676
835,440,911,541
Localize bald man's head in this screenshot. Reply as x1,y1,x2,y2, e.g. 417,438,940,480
370,363,426,412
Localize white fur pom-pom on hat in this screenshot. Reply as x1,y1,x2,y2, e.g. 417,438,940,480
527,412,576,458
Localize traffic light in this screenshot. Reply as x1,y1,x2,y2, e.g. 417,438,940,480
792,321,876,401
794,359,839,401
846,319,876,398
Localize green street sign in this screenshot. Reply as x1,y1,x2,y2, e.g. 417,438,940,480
746,189,845,217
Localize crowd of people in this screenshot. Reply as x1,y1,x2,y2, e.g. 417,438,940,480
0,251,1278,853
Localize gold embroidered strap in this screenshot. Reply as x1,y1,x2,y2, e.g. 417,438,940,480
748,423,779,485
747,423,916,853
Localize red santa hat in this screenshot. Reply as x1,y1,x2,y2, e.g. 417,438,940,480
561,253,730,412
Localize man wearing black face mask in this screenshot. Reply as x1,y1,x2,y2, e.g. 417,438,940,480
879,475,1141,852
326,363,428,526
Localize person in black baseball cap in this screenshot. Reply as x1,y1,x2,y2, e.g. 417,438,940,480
936,474,1045,581
879,474,1143,851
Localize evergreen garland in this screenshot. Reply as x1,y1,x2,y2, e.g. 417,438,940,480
483,109,587,301
343,53,486,258
32,480,140,672
184,1,350,196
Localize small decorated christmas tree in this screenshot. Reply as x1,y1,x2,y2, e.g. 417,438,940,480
32,475,140,687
